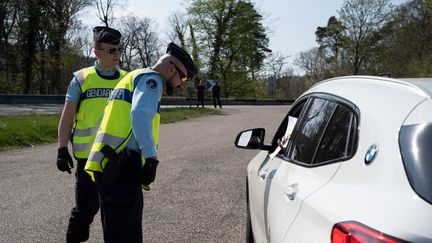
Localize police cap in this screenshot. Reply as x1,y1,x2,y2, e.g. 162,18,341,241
93,26,121,45
166,42,197,78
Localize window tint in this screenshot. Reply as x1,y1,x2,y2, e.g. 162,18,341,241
287,96,357,166
314,105,353,163
289,98,337,164
399,123,432,205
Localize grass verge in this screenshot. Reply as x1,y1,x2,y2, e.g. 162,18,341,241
0,107,218,151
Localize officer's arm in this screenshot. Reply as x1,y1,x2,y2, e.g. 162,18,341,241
58,102,77,147
57,77,80,148
131,75,163,159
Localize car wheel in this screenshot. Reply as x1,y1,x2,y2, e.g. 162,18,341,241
246,177,254,243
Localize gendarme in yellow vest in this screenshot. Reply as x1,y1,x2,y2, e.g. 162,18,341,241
72,66,127,159
85,69,161,174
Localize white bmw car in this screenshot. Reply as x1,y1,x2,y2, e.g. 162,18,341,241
235,76,432,243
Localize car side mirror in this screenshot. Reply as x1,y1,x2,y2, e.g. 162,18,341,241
234,128,266,150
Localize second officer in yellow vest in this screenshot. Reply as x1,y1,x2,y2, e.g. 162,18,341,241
85,42,197,242
56,26,126,243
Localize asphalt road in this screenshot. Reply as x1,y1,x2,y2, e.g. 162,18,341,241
0,104,64,115
0,105,289,243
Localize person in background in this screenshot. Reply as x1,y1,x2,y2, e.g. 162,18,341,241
196,81,205,108
84,42,197,242
56,26,127,243
212,80,222,109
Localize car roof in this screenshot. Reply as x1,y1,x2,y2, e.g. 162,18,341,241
311,76,432,98
396,78,432,97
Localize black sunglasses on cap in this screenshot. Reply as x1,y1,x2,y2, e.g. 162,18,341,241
169,61,188,82
96,47,123,54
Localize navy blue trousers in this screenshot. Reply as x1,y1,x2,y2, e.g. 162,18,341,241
94,153,143,243
213,96,222,108
66,159,99,243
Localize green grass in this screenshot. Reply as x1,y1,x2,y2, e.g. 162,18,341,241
160,107,218,123
0,107,218,151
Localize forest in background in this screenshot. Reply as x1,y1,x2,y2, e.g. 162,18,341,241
0,0,431,99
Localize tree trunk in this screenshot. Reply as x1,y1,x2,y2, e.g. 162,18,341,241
23,23,37,93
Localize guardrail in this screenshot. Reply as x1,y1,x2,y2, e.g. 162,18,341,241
0,94,294,106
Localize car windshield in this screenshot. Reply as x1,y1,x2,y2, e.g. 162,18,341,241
399,123,432,205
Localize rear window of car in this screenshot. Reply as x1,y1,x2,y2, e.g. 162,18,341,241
290,98,337,163
313,105,355,163
287,96,358,166
399,123,432,205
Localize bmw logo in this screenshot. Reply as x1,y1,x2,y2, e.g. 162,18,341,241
365,144,379,165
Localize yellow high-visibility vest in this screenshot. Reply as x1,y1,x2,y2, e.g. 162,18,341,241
85,68,161,174
72,66,127,159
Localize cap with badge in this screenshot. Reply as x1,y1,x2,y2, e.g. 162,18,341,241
93,26,122,45
166,42,197,78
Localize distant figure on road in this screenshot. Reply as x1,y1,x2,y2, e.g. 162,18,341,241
196,81,205,108
212,80,222,109
56,26,127,243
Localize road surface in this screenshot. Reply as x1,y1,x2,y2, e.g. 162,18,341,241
0,106,289,242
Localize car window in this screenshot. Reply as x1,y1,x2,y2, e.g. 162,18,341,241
288,98,337,164
399,123,432,205
270,99,308,151
313,105,354,163
286,96,358,166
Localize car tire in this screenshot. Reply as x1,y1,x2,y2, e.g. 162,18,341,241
246,177,254,243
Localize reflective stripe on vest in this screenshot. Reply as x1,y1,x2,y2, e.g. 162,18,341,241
85,68,161,173
72,66,127,159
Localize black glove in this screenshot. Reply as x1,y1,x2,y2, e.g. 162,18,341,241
139,158,159,189
56,147,74,174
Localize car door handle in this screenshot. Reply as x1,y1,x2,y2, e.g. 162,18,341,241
258,170,267,180
284,183,299,200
